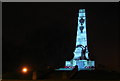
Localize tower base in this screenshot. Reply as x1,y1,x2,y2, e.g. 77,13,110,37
65,60,95,70
56,60,95,71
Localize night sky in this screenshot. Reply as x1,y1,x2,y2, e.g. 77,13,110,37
2,2,119,73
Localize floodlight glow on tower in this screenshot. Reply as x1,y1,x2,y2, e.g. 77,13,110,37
56,9,95,71
65,9,95,70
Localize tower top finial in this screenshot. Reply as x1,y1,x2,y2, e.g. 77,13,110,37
79,9,85,13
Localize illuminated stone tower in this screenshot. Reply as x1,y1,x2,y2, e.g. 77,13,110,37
65,9,94,69
73,9,89,60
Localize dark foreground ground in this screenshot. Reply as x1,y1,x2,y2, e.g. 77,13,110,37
2,69,120,80
2,80,120,81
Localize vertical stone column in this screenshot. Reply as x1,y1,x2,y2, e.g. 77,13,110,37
32,71,37,80
73,9,89,60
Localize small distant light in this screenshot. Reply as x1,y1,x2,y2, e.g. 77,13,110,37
22,67,28,73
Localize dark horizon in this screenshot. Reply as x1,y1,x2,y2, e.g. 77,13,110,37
2,2,119,73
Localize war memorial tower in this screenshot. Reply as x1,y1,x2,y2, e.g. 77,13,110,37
65,9,95,70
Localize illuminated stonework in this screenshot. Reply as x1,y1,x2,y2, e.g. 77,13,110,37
65,9,95,70
73,9,88,60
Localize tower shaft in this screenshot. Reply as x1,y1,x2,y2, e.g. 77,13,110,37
73,9,89,60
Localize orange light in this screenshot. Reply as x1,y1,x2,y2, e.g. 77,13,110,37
22,67,28,73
